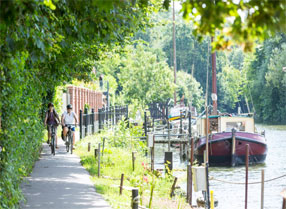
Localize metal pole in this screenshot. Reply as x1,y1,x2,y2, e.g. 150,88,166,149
180,110,183,134
206,162,211,209
190,137,194,205
211,36,217,115
206,105,209,163
172,0,177,105
88,142,91,152
79,109,83,139
261,169,265,209
98,143,101,177
98,109,101,132
245,144,249,209
92,108,95,134
102,137,105,156
187,164,191,203
231,128,236,166
144,111,147,137
168,119,171,151
85,108,88,136
151,135,155,172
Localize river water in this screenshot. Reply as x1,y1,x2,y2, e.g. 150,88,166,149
153,124,286,209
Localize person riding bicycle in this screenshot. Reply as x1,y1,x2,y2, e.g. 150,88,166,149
61,104,78,149
44,103,60,148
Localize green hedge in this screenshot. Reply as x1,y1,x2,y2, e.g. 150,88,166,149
0,53,48,208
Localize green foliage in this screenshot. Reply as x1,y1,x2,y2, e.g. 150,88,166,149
135,11,212,91
176,71,204,110
0,52,44,208
75,126,183,209
0,1,156,207
218,65,243,110
119,44,175,107
246,34,286,123
180,0,286,51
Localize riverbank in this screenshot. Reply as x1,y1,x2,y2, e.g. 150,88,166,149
74,124,194,209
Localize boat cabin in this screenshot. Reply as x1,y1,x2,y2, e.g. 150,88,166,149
196,115,255,136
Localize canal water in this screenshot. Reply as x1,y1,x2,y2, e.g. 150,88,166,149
153,124,286,209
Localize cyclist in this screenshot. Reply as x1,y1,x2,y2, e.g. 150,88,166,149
44,103,60,148
61,104,78,149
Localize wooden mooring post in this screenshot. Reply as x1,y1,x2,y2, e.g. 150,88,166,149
119,173,124,195
245,144,249,209
164,152,173,173
132,189,139,209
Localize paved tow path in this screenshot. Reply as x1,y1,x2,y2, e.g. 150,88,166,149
21,141,111,209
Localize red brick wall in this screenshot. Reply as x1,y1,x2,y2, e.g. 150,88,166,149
67,85,103,116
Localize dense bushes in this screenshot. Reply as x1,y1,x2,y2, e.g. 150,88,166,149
0,53,46,207
0,1,154,208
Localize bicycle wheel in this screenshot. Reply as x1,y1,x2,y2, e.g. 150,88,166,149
51,135,55,155
66,135,70,152
70,133,73,154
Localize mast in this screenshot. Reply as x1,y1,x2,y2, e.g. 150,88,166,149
211,37,218,115
172,0,177,105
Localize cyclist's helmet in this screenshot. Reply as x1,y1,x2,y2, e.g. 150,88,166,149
67,104,73,109
48,103,54,108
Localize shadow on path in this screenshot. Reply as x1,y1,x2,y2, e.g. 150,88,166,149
21,141,111,209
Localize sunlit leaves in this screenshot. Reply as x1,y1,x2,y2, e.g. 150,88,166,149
181,0,286,51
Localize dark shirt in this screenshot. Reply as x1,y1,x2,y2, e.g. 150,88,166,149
47,111,58,125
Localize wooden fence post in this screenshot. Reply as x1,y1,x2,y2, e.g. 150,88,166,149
88,142,91,152
170,177,178,197
132,189,139,209
132,152,136,172
119,174,124,195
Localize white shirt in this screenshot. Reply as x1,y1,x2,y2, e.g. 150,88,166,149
62,111,76,125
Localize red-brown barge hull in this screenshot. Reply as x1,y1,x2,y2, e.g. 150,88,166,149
194,132,267,166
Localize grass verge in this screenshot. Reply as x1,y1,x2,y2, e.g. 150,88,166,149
74,125,193,209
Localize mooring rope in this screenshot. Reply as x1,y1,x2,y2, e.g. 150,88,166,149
210,174,286,185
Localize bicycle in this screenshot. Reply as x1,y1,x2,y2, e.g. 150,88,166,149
65,124,76,154
48,124,57,156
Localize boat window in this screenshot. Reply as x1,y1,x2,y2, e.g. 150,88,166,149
226,122,245,132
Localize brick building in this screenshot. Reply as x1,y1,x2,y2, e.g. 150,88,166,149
63,85,104,116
